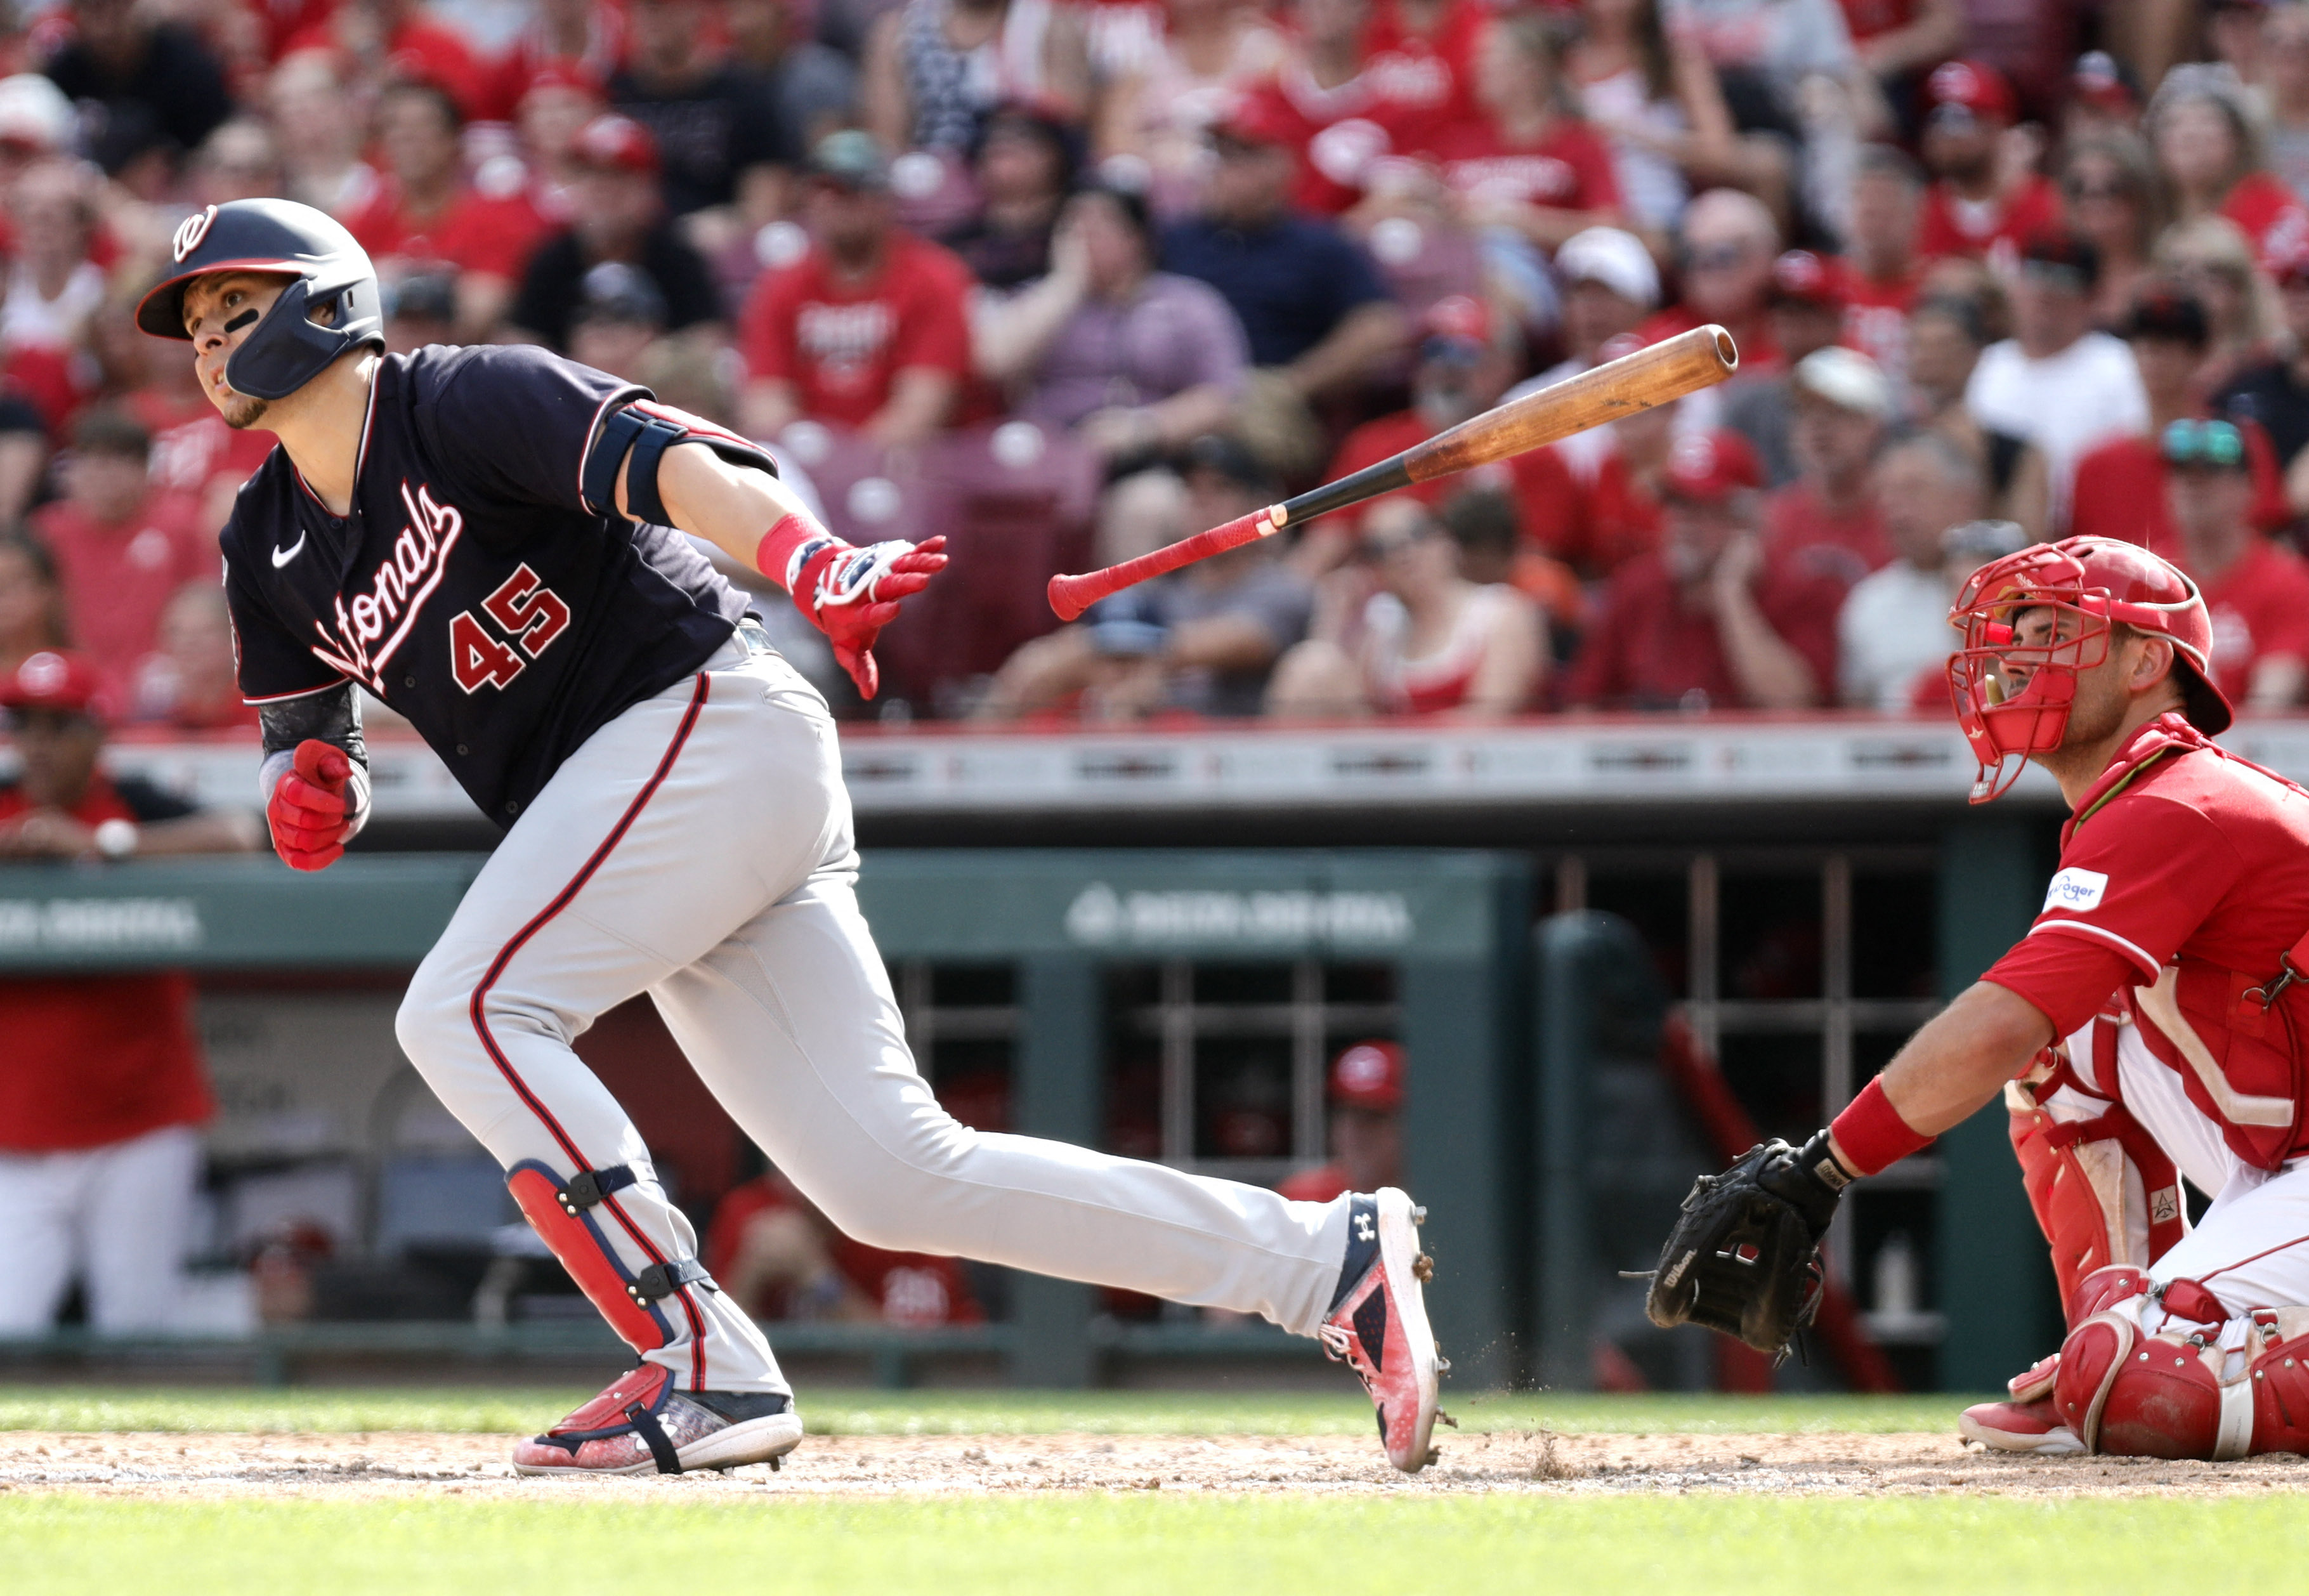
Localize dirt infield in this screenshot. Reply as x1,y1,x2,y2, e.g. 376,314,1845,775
5,1429,2308,1499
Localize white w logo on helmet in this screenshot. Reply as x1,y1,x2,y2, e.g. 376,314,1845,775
171,206,218,264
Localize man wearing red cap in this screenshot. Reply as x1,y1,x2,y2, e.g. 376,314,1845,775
2157,417,2309,712
1564,429,1845,710
1722,249,1856,488
1915,59,2063,265
0,649,259,1337
507,114,724,353
1281,1042,1406,1204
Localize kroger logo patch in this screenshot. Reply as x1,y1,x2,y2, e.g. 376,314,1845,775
2043,868,2110,913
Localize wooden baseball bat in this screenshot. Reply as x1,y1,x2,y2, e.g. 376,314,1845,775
1047,324,1739,621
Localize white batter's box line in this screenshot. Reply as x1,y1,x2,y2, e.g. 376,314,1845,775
0,896,206,952
1064,884,1413,948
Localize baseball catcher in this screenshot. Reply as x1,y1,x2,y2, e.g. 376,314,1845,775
137,199,1447,1475
1651,520,2309,1460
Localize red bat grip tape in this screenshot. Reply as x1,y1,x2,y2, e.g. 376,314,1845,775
1047,506,1278,621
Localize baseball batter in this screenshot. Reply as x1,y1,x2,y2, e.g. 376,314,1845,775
1652,529,2309,1460
140,199,1443,1475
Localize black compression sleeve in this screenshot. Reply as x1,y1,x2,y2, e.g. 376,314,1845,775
258,683,368,769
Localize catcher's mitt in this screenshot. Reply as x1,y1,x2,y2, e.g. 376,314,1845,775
1640,1134,1849,1358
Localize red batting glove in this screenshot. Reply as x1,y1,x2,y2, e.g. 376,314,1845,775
268,739,353,871
787,534,948,699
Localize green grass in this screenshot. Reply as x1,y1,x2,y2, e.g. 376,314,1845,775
0,1385,1977,1436
3,1495,2303,1595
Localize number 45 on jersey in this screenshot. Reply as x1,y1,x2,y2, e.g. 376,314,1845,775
451,565,571,694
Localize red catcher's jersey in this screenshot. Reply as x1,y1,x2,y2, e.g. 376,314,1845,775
1982,714,2309,1168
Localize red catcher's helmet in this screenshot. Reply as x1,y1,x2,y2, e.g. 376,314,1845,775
1947,535,2230,802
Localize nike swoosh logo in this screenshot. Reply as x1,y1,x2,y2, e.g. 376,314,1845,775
271,532,307,568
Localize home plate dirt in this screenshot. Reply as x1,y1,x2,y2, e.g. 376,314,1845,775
4,1430,2308,1499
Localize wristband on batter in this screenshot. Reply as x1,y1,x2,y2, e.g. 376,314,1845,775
1828,1076,1934,1177
754,512,839,598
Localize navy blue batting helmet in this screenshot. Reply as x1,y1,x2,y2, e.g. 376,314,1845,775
134,199,385,400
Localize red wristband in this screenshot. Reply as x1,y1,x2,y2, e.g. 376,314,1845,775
754,511,829,589
1829,1077,1933,1176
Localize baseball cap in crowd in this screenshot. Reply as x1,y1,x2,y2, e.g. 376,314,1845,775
2069,51,2142,116
0,650,103,721
810,129,891,190
572,114,659,175
1555,225,1659,310
1925,58,2018,128
573,261,667,329
1420,294,1491,356
1329,1041,1404,1115
1662,429,1763,503
1792,346,1894,421
2123,287,2211,349
1769,249,1844,309
2019,229,2101,292
0,73,72,154
1942,518,2028,566
1210,93,1298,152
2162,417,2249,471
1183,432,1279,499
383,272,457,326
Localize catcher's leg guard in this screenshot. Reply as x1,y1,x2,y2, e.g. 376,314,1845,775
2051,1274,2247,1458
2007,1067,2186,1326
506,1160,713,1354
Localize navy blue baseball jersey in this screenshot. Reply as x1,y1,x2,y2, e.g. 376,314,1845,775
220,344,761,825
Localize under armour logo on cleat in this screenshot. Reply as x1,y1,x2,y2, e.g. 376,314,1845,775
1356,1213,1376,1242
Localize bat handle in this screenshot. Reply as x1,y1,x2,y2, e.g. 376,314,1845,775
1047,506,1283,621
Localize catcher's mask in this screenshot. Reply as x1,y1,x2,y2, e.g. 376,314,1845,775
1947,535,2230,802
133,198,384,400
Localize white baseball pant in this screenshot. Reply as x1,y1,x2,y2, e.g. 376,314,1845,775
2055,1016,2309,1336
0,1123,201,1334
394,634,1352,1394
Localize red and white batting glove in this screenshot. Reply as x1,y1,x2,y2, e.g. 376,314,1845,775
267,739,355,871
759,514,948,699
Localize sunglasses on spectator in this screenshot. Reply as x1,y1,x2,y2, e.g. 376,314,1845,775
2064,178,2133,201
2162,417,2247,469
3,708,96,736
1684,242,1751,273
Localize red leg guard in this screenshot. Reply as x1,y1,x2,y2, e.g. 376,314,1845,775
2007,1063,2186,1326
507,1161,678,1353
2053,1308,2227,1458
2246,1314,2309,1453
2070,1264,2154,1322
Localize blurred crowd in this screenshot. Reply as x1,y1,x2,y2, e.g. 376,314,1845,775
0,0,2306,726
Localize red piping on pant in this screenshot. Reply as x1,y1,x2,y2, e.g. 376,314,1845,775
468,673,714,1386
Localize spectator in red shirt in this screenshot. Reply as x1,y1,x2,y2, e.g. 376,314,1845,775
739,131,975,445
1765,346,1894,584
1641,187,1783,372
346,81,547,340
1278,1042,1404,1203
706,1166,982,1326
1915,59,2063,267
2070,289,2285,549
0,649,259,1336
1424,12,1622,250
1236,0,1406,216
1364,0,1485,155
1565,428,1845,710
2162,416,2309,710
1842,144,1926,389
2149,64,2309,274
485,0,626,122
282,0,490,119
29,409,214,716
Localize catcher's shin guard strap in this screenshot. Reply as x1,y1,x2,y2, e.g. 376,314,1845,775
558,1163,639,1213
507,1160,680,1352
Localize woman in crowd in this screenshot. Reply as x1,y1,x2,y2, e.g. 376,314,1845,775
2155,214,2280,400
1266,495,1546,719
0,532,69,682
2148,63,2309,270
1565,0,1755,242
2061,135,2161,330
863,0,1094,158
1432,15,1625,253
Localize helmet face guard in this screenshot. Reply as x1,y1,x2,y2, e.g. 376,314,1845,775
1947,537,2230,803
224,273,385,400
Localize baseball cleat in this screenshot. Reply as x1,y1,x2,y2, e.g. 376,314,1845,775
512,1364,804,1476
1958,1397,2085,1456
1320,1187,1449,1474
